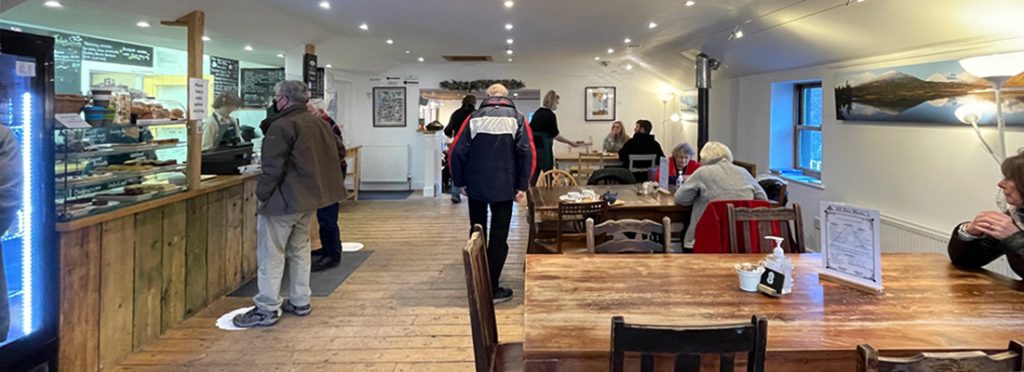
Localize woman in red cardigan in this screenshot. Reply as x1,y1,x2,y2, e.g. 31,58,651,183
656,142,700,184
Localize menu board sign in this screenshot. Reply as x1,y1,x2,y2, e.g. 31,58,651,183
819,202,884,293
54,33,84,94
210,56,240,97
240,68,285,108
311,68,325,99
80,37,152,67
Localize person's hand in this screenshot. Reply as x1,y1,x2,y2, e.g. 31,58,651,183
515,190,527,203
969,211,1020,240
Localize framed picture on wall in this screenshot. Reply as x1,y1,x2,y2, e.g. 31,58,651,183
373,86,407,127
585,86,616,121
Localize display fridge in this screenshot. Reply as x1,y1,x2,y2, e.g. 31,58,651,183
0,30,58,372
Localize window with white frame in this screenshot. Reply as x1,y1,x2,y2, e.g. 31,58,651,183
795,83,822,178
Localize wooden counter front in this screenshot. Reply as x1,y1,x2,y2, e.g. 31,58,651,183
524,253,1024,371
58,175,260,372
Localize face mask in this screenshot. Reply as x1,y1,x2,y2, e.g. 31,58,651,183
268,97,283,114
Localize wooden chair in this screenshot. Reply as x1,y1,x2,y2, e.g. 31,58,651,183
611,315,768,372
857,341,1024,372
463,225,522,372
526,190,558,253
586,217,671,253
571,152,605,182
726,204,805,254
536,169,578,188
628,154,658,173
536,201,607,253
588,168,637,185
733,160,757,176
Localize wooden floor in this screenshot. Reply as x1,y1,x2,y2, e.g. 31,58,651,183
112,197,528,372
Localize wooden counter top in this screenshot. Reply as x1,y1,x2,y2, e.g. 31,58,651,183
56,174,259,232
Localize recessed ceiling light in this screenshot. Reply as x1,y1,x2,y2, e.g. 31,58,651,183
734,30,744,39
506,49,514,55
513,92,519,97
607,48,615,54
244,45,254,51
685,0,696,6
625,64,634,71
624,38,632,44
648,22,658,29
136,21,151,28
504,1,514,8
405,50,411,54
386,39,394,45
325,64,333,68
505,23,514,30
507,58,513,62
359,23,369,31
506,38,514,45
319,1,331,9
276,53,285,58
43,1,63,8
417,57,425,62
594,57,601,61
202,35,211,42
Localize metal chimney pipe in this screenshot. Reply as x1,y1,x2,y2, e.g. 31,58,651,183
695,53,719,157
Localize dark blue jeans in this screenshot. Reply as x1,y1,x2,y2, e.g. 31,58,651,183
316,203,342,261
468,199,513,291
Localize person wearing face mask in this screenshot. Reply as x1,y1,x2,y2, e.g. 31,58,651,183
202,92,245,151
531,90,586,183
947,152,1024,279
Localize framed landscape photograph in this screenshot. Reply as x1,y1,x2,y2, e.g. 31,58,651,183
373,86,407,127
585,86,616,121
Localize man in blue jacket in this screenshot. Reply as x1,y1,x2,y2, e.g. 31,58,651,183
450,84,535,304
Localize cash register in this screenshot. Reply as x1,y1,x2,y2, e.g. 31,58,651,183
201,121,255,175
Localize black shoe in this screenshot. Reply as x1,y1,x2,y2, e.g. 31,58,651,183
451,195,462,204
311,255,341,272
492,287,513,304
281,300,312,316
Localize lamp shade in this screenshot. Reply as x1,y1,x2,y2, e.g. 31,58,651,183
959,51,1024,78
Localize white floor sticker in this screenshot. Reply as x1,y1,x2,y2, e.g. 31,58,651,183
216,307,255,331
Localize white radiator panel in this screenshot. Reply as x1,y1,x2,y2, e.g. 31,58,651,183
361,145,410,183
880,214,1019,279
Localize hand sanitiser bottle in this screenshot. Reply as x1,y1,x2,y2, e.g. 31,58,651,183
762,236,794,294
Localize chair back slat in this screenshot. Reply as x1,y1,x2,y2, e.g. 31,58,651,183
857,341,1024,372
537,169,578,188
587,217,670,254
611,315,768,372
557,201,607,252
588,168,638,185
462,226,499,372
727,204,805,254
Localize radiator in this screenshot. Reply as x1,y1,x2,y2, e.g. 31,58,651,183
361,145,411,183
880,214,1019,279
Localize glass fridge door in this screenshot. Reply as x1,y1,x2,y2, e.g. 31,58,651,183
0,30,57,371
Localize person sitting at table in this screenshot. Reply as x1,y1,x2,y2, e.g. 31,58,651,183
655,142,701,184
947,152,1024,278
532,90,586,183
675,141,767,249
602,121,630,153
617,119,665,182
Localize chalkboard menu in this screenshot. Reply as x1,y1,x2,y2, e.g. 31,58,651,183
241,68,285,108
311,68,325,99
53,32,83,94
80,37,152,67
210,56,239,98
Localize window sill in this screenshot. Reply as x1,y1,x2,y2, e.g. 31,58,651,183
771,169,824,190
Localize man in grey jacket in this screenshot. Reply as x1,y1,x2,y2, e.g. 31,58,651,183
234,80,346,328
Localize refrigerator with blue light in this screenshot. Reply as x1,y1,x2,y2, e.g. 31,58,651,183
0,30,58,372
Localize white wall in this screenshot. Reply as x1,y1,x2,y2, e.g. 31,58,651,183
713,38,1024,251
338,61,695,190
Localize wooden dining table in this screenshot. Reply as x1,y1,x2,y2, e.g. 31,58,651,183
529,185,690,224
554,152,622,169
523,253,1024,371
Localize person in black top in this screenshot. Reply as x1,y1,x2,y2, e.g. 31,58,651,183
444,95,476,203
618,119,665,182
531,90,585,183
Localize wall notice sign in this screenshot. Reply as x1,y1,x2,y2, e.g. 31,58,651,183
188,78,209,121
55,113,92,129
820,202,884,294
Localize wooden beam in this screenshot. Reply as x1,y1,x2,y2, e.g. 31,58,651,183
305,44,316,55
162,11,205,190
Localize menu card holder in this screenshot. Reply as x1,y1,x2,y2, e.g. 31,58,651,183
818,202,885,295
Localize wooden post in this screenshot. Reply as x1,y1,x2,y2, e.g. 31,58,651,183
162,11,205,190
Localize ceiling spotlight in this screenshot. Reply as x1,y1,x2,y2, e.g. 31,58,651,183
624,38,632,44
387,39,394,45
325,64,333,68
319,1,331,9
505,23,514,30
504,1,514,8
44,1,63,8
648,22,658,29
507,38,514,45
417,57,425,62
359,23,369,31
507,58,513,62
202,35,211,42
276,53,285,58
513,93,519,97
594,57,601,61
625,64,634,71
607,48,615,54
136,21,151,28
506,49,514,55
405,50,411,54
244,45,254,51
845,0,865,4
685,0,696,6
729,25,744,40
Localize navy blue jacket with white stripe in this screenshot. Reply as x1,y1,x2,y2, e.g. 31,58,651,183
450,96,536,203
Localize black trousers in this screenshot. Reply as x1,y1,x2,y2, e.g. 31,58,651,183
316,202,342,261
468,198,514,291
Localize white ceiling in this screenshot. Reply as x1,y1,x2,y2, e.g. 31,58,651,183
2,0,1024,78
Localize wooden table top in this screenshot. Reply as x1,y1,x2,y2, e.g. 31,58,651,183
530,185,681,212
524,253,1024,361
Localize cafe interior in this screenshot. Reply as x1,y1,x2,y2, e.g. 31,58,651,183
1,0,1024,371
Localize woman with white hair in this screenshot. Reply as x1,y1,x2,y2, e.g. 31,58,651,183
531,90,586,182
675,141,767,249
655,142,701,184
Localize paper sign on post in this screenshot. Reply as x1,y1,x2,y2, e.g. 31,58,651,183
819,202,884,294
188,78,209,121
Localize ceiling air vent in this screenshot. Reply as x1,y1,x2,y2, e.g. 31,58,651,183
442,55,493,62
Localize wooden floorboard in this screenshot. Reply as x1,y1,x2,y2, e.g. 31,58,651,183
113,197,527,371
